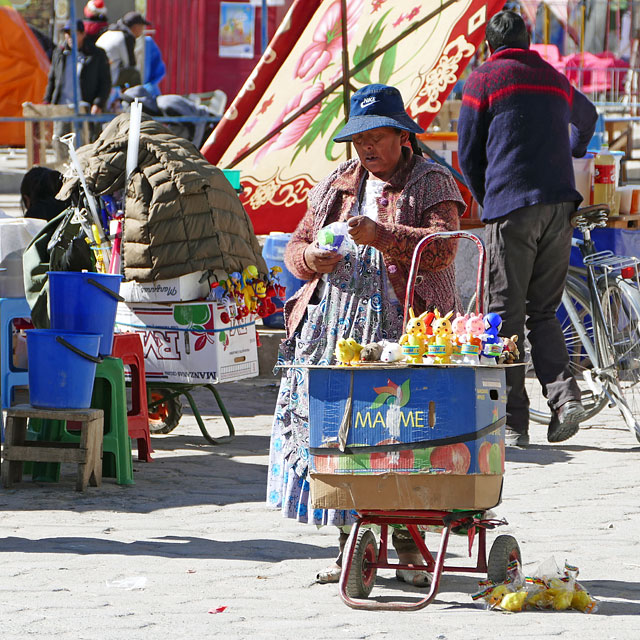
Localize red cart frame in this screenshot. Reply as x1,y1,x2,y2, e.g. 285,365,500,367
336,231,520,610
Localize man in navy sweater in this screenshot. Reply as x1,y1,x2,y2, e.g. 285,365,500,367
458,10,598,446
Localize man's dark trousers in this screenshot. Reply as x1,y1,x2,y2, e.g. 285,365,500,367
486,202,582,433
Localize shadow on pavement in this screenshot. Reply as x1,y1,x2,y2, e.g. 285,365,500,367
505,445,573,465
0,452,269,512
0,535,336,561
151,433,270,456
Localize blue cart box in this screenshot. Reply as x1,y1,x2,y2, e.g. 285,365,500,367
307,365,506,511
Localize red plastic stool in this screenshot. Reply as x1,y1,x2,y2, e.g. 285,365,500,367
111,332,153,462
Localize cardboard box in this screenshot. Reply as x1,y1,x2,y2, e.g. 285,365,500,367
120,271,211,303
307,366,506,510
310,473,504,511
115,301,258,383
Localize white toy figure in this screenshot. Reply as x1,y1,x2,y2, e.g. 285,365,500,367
380,341,404,363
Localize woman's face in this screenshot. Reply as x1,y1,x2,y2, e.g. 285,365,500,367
352,126,408,181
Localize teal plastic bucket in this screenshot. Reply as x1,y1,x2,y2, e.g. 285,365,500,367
26,329,101,409
261,233,305,329
49,271,123,356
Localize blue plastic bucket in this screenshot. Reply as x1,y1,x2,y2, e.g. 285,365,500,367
262,233,305,329
49,271,123,356
26,329,101,409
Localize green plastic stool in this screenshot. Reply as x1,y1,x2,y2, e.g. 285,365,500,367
29,357,134,485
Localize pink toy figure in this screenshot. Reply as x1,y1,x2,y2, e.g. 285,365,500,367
450,312,468,364
462,312,484,365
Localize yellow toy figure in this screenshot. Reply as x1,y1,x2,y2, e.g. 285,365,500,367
427,310,454,364
335,338,355,366
399,308,431,364
345,338,363,364
500,590,527,612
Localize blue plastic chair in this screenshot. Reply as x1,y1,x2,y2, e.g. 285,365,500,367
0,297,31,409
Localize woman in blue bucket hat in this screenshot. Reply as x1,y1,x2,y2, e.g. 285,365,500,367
267,84,466,586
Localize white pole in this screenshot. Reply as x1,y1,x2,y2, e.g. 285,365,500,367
126,100,143,181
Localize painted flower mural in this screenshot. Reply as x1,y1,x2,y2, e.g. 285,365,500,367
254,82,326,166
294,0,365,82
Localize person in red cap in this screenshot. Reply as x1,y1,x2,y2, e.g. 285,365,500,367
83,0,108,44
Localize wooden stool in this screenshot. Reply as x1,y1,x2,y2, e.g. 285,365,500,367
2,405,103,491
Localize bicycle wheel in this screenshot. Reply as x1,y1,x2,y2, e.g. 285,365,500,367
596,279,640,441
526,277,608,424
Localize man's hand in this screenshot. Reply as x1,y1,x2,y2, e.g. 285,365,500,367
348,215,377,245
303,244,342,274
91,104,102,115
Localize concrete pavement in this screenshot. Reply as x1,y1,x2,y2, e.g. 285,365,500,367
1,378,639,639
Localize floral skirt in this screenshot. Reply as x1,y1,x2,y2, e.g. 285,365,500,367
266,245,403,525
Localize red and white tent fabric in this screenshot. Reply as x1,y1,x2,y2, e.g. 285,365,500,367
201,0,506,234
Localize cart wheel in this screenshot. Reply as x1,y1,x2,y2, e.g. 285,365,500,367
345,529,378,599
487,534,521,584
148,389,183,434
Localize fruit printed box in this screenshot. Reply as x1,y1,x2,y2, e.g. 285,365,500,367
115,301,258,384
308,365,506,511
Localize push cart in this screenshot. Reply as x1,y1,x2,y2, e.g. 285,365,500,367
340,509,520,611
146,382,234,445
115,299,260,446
307,231,521,611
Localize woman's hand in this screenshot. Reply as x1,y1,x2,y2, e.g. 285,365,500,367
348,215,377,245
303,244,342,274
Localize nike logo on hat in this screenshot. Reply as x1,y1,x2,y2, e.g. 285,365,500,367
360,97,377,108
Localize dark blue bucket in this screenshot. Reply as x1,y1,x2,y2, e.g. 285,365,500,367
26,329,102,409
262,233,305,329
49,271,123,356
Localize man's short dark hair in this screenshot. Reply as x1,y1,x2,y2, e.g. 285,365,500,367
486,10,530,51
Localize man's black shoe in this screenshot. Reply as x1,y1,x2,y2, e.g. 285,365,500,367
547,400,585,443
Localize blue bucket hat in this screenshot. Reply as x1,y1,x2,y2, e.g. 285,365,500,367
333,84,424,143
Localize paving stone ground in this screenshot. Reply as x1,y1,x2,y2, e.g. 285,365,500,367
1,377,639,639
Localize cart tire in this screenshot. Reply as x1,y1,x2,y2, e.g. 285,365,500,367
345,529,378,599
148,389,182,434
487,535,521,584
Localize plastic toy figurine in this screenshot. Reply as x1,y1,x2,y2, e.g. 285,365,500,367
345,338,363,364
450,312,468,364
399,307,432,364
500,590,528,612
335,338,355,366
461,312,484,364
427,309,454,364
380,342,404,363
360,341,384,362
481,312,503,364
257,282,278,318
498,334,520,365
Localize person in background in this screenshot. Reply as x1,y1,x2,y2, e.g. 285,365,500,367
457,10,598,447
83,0,109,44
96,11,150,90
143,35,166,98
43,20,111,157
267,84,465,586
20,167,69,222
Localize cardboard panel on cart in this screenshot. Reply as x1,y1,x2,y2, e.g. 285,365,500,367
114,301,258,384
307,366,506,475
309,472,504,511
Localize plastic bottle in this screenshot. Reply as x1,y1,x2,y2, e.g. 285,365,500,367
593,144,617,212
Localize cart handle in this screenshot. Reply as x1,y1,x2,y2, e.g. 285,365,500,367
403,231,485,330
